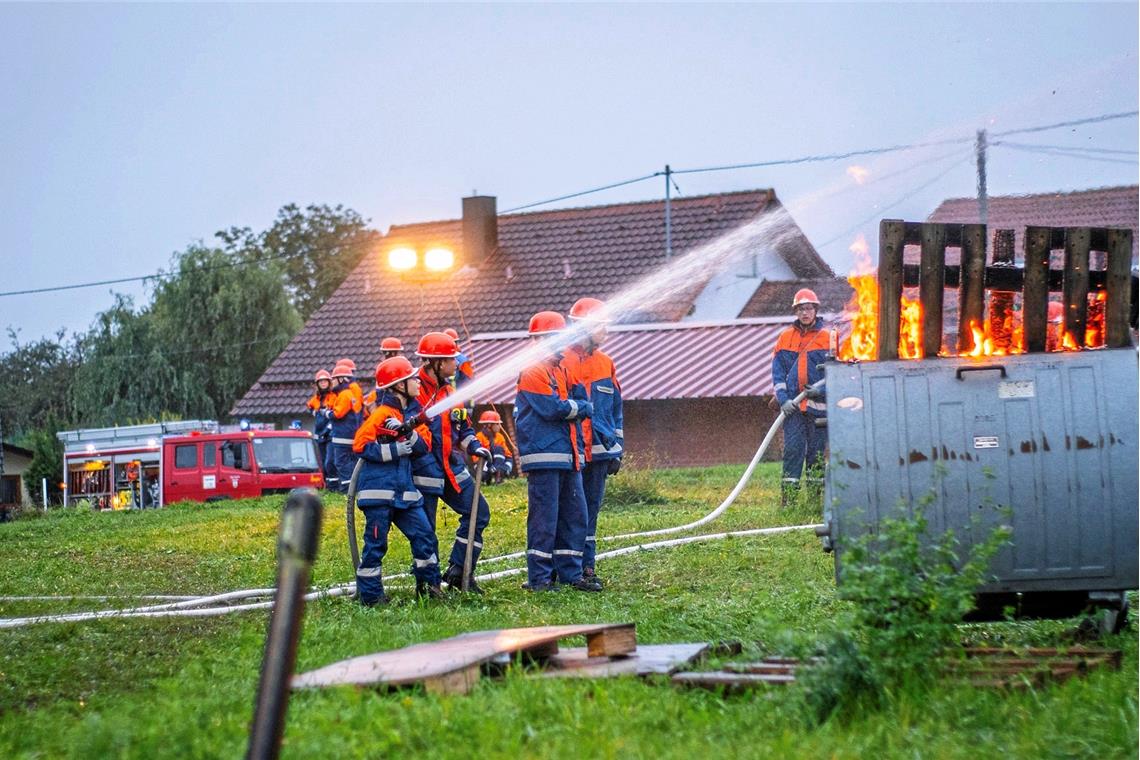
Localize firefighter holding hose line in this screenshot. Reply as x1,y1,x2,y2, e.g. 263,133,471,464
772,288,829,507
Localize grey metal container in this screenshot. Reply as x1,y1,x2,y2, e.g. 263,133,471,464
820,348,1138,616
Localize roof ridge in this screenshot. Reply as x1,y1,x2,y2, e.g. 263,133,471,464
937,184,1138,205
386,188,776,233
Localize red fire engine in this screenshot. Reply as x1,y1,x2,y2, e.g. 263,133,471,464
57,420,324,509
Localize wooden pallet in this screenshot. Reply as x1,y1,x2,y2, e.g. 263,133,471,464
538,643,708,679
292,623,636,695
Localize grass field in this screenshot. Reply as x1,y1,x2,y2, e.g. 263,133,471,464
0,463,1135,759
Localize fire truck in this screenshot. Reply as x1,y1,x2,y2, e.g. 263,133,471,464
57,420,324,509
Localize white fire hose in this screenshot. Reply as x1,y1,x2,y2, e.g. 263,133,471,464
0,383,824,628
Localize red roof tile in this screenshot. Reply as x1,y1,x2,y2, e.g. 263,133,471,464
232,189,830,417
925,185,1138,264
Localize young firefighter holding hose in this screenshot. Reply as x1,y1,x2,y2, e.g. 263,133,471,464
560,297,624,590
772,288,829,507
516,311,597,592
414,331,493,593
351,356,443,605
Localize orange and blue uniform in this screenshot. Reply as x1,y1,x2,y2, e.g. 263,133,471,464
515,357,593,587
351,393,440,604
772,315,829,486
416,368,492,572
307,388,336,480
477,428,513,476
560,344,624,572
328,380,364,492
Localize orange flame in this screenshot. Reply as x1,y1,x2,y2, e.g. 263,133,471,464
838,243,925,360
1085,291,1107,347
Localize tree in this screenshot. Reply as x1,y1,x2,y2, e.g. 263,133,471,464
0,328,81,436
148,243,301,420
217,204,379,320
19,427,64,506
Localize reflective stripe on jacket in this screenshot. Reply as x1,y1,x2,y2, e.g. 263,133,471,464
560,346,624,461
514,359,584,473
771,317,829,417
351,393,424,509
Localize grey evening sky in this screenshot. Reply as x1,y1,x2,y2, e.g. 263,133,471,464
1,3,1136,350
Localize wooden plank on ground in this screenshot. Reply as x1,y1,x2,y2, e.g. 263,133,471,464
292,623,636,693
539,643,709,679
672,672,796,691
587,623,637,657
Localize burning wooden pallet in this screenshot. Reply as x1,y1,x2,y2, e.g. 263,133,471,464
873,221,1134,358
671,647,1122,692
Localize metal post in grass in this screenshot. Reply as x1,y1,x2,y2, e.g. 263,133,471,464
247,488,322,760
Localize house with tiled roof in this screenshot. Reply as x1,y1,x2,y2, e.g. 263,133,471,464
233,189,834,465
738,278,854,318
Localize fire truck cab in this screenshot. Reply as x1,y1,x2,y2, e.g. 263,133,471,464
58,421,324,509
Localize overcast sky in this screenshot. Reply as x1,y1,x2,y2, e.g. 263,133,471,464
1,2,1136,350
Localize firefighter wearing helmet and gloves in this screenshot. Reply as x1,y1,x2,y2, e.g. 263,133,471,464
415,331,494,593
306,369,336,486
559,297,624,589
475,410,514,484
328,360,364,493
351,357,443,604
515,311,597,592
771,288,829,506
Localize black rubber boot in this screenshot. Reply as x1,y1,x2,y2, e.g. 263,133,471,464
360,593,390,607
582,568,603,591
416,582,445,600
561,577,602,593
443,563,484,594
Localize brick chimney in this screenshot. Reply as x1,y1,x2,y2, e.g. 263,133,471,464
462,195,498,267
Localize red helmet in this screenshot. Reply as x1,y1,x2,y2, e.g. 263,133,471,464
528,311,566,335
338,358,357,371
331,361,354,379
375,357,418,389
314,369,332,383
478,410,502,425
380,337,403,352
443,328,460,341
569,297,609,323
416,331,460,358
792,288,820,308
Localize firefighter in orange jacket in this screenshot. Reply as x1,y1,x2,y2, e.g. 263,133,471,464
772,288,829,505
515,311,596,592
351,356,443,604
415,331,493,593
560,297,624,588
328,360,364,493
307,368,336,484
476,410,514,483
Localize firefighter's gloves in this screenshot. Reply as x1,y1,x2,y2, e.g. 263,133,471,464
607,458,622,475
383,418,403,431
804,385,824,400
473,446,492,461
780,399,799,416
394,439,415,457
450,408,469,424
575,400,594,420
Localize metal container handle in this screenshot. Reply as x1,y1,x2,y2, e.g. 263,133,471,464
955,364,1007,380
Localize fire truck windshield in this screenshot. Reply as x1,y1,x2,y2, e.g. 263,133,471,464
251,437,319,473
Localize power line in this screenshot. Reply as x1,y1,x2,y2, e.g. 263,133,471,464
501,173,661,213
992,142,1138,165
993,140,1138,155
0,235,377,299
990,110,1139,138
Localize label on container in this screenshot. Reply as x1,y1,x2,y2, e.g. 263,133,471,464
202,475,216,489
998,380,1035,399
973,436,999,449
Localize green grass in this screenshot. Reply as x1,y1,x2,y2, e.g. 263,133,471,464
0,463,1134,758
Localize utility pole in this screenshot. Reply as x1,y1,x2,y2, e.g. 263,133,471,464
664,165,673,258
975,129,988,227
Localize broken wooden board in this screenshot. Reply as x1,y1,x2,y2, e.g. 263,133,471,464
292,623,636,695
672,671,795,690
538,643,709,679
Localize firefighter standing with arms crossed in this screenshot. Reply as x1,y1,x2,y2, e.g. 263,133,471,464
306,369,336,486
515,311,597,592
560,297,624,589
415,331,493,593
328,360,364,493
771,288,829,507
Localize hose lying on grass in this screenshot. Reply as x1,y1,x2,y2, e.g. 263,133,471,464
0,383,824,628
